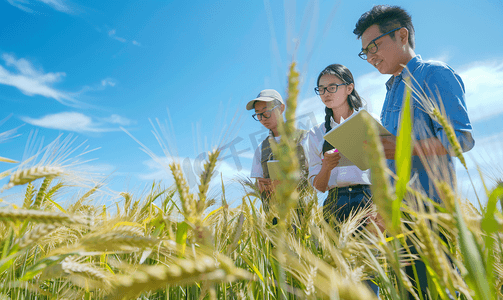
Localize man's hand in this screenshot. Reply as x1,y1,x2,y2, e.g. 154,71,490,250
380,136,396,159
413,137,448,156
380,135,448,159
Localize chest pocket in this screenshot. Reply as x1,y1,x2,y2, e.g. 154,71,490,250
412,101,435,140
381,105,402,135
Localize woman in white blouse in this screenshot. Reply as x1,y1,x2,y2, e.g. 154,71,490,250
306,64,373,224
307,64,379,296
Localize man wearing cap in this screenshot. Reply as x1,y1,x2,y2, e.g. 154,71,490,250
246,89,309,212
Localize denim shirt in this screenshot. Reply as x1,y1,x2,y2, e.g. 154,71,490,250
381,55,474,200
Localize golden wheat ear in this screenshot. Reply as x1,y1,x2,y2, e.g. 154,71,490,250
107,253,250,300
197,149,220,215
2,134,99,194
402,72,467,169
2,166,62,191
361,111,396,234
169,161,196,222
15,223,59,248
0,209,85,225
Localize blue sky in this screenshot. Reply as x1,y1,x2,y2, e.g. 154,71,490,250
1,0,503,208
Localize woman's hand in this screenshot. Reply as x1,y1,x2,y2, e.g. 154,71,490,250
321,149,341,171
313,149,340,192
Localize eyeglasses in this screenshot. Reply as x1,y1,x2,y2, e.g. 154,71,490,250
252,105,280,121
314,83,348,95
358,27,402,60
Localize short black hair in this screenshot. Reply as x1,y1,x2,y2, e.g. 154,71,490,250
353,5,415,49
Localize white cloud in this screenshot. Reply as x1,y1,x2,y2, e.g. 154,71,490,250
354,58,503,122
75,163,116,174
21,112,134,133
427,52,451,64
99,26,141,47
7,0,34,12
7,0,71,13
355,71,389,116
71,77,117,97
239,151,255,160
139,158,174,183
463,131,503,172
459,61,503,122
138,154,249,194
101,114,133,126
101,78,116,87
296,95,325,128
0,53,80,106
108,29,127,43
456,130,503,207
37,0,70,12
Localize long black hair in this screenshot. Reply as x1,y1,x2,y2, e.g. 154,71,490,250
317,64,364,154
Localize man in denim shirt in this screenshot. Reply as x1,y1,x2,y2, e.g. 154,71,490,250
353,5,474,201
353,5,474,299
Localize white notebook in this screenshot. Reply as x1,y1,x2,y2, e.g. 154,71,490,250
266,160,281,180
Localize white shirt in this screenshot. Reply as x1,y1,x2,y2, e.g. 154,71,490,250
305,111,372,190
250,136,281,178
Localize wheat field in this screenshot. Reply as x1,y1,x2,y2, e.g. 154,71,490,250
0,62,502,300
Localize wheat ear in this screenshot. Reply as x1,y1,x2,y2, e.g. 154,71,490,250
22,183,35,209
16,224,58,248
111,225,145,236
361,112,395,233
33,177,53,208
402,77,467,169
79,232,159,252
435,180,458,213
70,183,101,213
197,149,220,215
62,257,110,284
169,162,195,221
3,166,62,191
0,209,80,225
431,108,466,169
108,255,250,300
414,217,457,297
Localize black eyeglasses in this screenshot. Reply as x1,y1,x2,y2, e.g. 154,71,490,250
358,27,402,60
314,83,348,95
252,104,280,121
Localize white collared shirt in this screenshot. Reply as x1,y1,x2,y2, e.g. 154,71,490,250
305,112,372,190
250,136,281,178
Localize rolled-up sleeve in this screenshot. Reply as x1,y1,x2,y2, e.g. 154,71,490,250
425,67,475,153
250,144,263,178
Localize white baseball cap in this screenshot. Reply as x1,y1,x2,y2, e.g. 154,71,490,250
246,89,284,110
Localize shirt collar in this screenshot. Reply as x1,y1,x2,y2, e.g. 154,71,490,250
330,110,354,127
385,55,422,90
